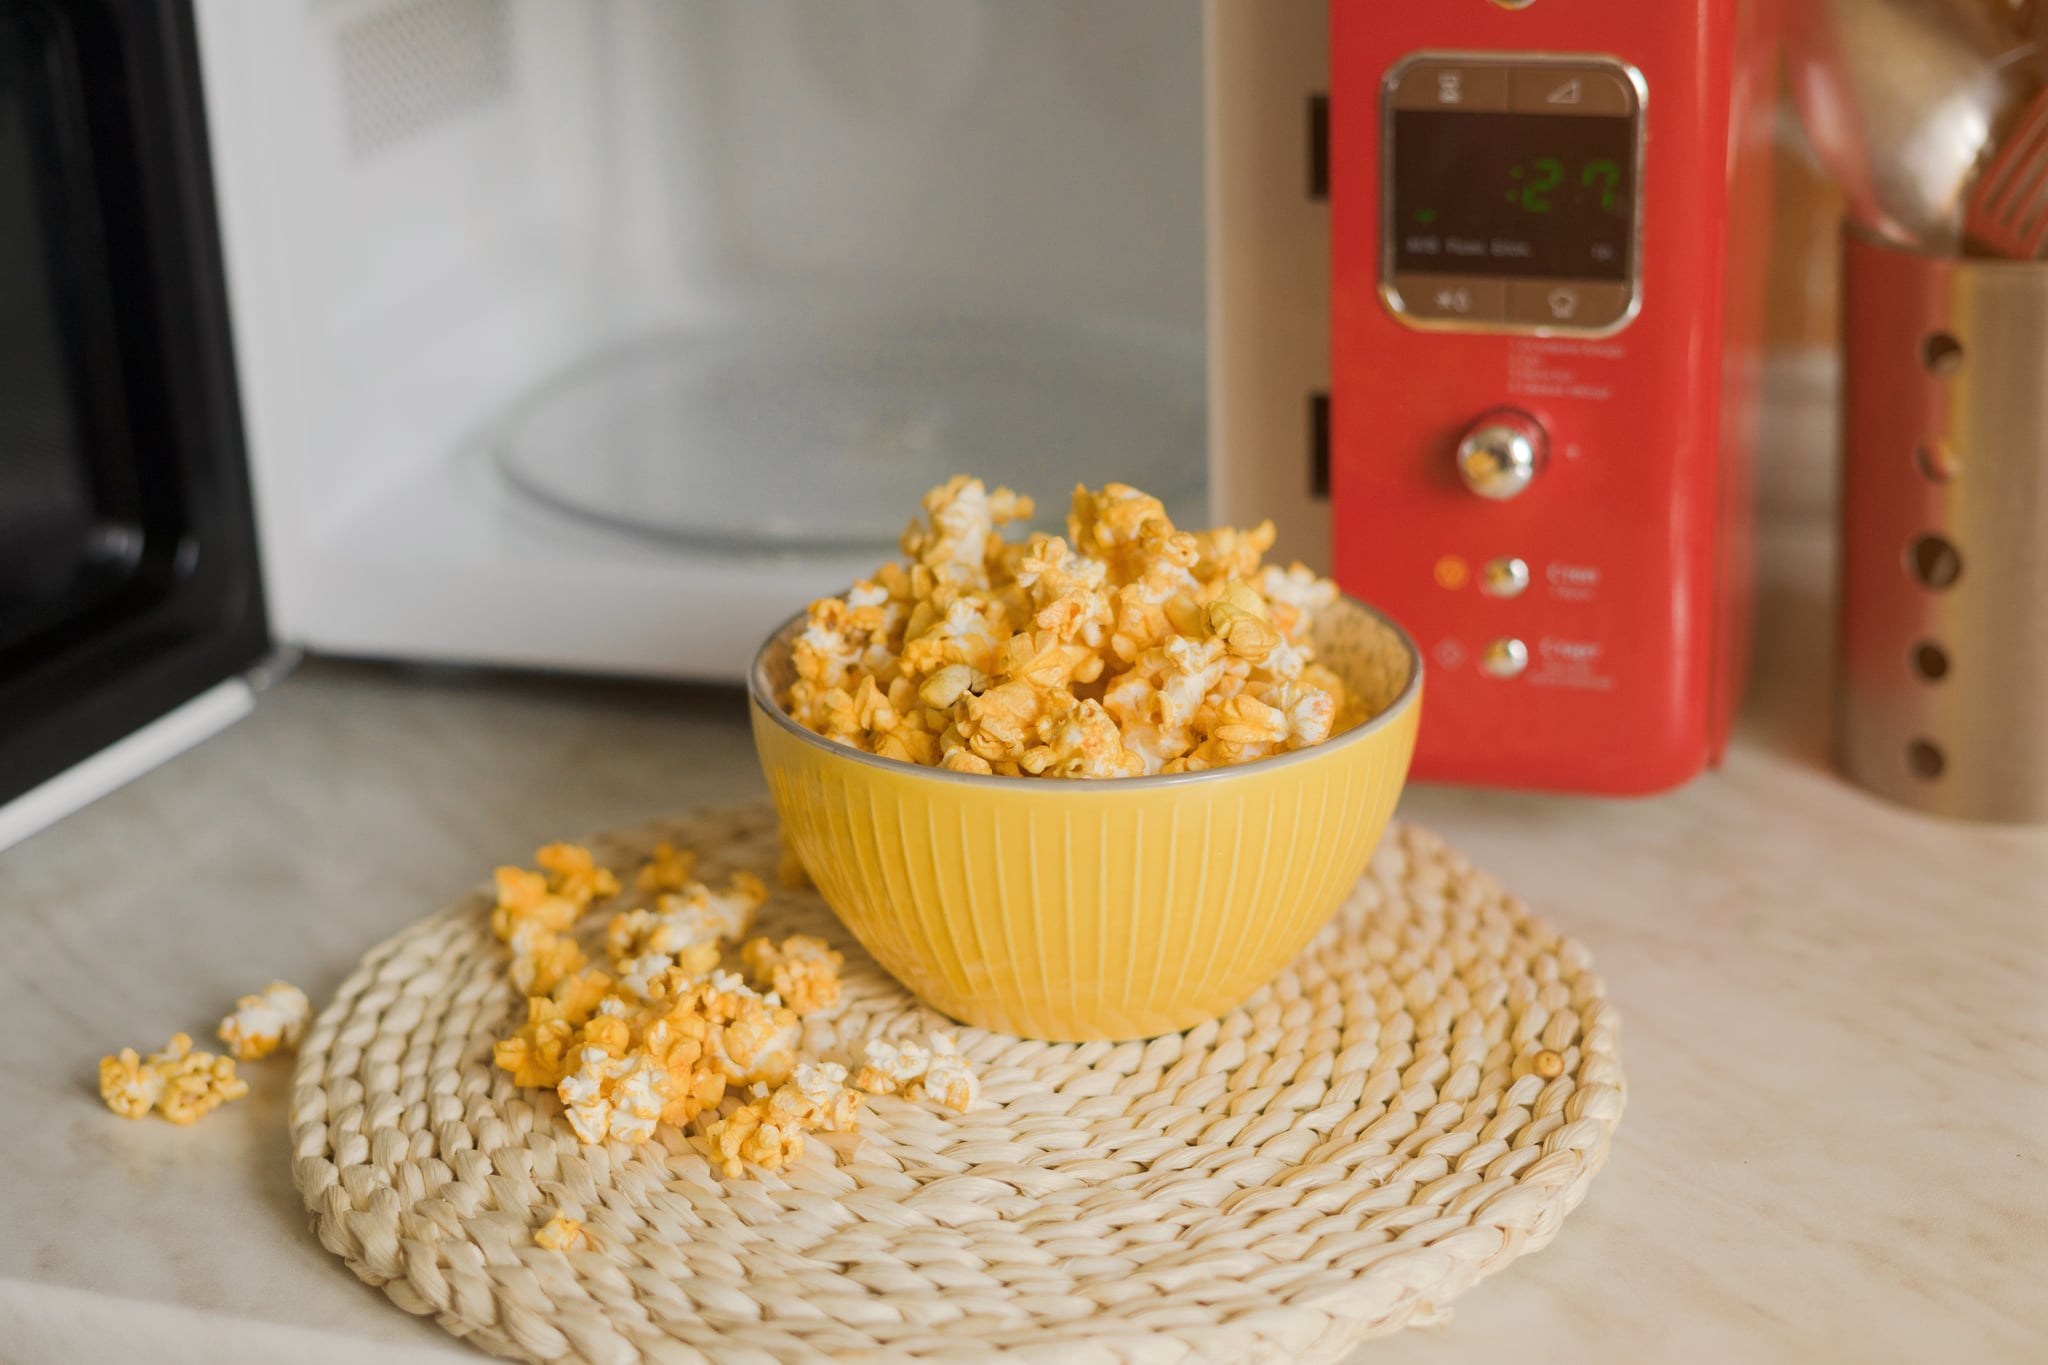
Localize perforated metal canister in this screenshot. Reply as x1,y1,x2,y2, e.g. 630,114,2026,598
1838,231,2048,823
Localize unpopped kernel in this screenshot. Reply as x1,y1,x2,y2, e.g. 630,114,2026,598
216,981,312,1062
534,1214,584,1251
782,477,1354,777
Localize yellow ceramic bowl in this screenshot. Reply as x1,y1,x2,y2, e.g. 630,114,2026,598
749,596,1422,1042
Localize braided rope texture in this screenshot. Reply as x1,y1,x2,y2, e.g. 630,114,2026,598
290,804,1624,1363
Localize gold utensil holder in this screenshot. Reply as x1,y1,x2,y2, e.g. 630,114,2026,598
1839,230,2048,822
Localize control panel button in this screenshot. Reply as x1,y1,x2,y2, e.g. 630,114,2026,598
1389,62,1510,113
1508,68,1636,117
1481,638,1530,678
1456,410,1547,500
1507,280,1633,331
1481,557,1531,598
1390,274,1506,325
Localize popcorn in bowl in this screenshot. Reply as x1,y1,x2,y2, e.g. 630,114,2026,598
781,476,1357,776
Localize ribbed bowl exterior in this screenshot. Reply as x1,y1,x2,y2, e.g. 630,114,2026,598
750,598,1421,1041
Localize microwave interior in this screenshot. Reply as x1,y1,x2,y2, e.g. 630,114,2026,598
194,0,1212,675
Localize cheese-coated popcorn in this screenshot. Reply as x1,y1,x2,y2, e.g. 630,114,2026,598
781,478,1352,777
158,1048,250,1125
703,975,800,1088
909,1033,980,1114
740,934,844,1016
494,1002,580,1088
550,970,614,1021
100,1033,250,1125
98,1049,164,1119
608,871,767,968
704,1065,866,1178
491,865,578,941
704,1101,804,1179
761,1062,861,1134
215,981,312,1062
536,843,621,910
486,838,976,1173
607,1054,670,1143
851,1032,980,1111
508,926,588,998
558,1044,627,1143
637,842,698,894
852,1036,932,1095
535,1215,583,1251
1260,560,1339,623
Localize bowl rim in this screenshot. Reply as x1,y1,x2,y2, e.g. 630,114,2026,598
748,591,1424,791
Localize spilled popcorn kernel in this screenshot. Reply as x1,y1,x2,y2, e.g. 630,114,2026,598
1533,1048,1566,1080
606,871,766,969
705,1101,803,1179
507,926,588,998
215,981,312,1062
773,1061,864,1133
852,1037,930,1096
740,934,844,1016
534,1214,583,1251
494,995,589,1089
853,1032,979,1112
100,1033,249,1124
911,1033,981,1113
497,958,798,1145
703,1064,866,1179
637,842,698,894
488,837,964,1180
537,842,622,909
701,970,801,1088
98,1049,164,1119
781,477,1357,777
491,865,578,941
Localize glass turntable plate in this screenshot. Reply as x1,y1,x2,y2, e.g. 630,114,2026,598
493,311,1207,553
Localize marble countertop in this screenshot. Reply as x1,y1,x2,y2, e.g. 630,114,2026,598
2,525,2043,1365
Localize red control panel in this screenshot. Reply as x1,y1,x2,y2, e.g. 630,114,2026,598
1330,1,1779,794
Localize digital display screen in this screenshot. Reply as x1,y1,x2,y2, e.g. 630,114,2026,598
1391,111,1633,281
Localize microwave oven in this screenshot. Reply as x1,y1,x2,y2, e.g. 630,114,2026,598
1330,0,1779,793
0,0,1770,850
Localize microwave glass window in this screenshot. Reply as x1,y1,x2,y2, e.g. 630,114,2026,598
0,11,142,660
472,2,1209,554
1391,111,1633,282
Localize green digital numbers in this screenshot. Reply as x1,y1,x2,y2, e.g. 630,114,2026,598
1505,157,1623,215
1520,157,1563,213
1582,158,1620,212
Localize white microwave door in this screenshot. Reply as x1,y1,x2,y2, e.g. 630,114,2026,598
0,0,268,850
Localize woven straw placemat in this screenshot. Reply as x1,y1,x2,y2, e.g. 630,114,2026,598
290,804,1623,1363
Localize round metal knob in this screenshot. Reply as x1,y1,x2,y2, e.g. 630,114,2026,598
1455,411,1548,500
1480,637,1530,678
